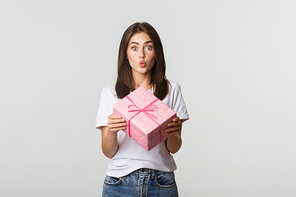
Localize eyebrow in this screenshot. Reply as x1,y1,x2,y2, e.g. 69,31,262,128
129,41,153,45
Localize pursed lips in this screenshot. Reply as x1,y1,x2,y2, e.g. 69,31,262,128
139,60,146,67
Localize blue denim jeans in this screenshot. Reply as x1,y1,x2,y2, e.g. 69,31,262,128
102,168,178,197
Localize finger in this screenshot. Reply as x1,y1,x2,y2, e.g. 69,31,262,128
108,114,126,122
108,123,127,131
109,122,127,127
173,116,180,122
168,117,181,126
108,114,122,120
108,118,125,125
107,120,127,127
165,129,181,135
109,126,126,132
165,125,181,133
168,120,181,127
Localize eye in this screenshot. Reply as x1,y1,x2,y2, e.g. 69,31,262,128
145,46,153,51
131,46,138,51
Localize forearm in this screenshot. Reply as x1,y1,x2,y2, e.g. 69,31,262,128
165,117,183,154
166,133,182,154
101,127,119,158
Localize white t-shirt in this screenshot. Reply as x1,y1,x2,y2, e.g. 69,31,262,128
96,80,189,177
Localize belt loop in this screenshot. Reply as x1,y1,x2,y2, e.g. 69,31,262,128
152,169,156,179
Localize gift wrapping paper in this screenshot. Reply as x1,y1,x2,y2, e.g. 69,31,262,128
113,86,176,151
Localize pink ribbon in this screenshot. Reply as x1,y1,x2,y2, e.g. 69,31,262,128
126,96,162,142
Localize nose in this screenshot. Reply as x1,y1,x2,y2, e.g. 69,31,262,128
139,47,145,58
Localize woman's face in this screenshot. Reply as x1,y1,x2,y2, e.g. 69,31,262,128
126,32,155,76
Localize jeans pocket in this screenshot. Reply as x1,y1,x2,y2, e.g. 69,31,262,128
155,171,176,188
104,175,121,186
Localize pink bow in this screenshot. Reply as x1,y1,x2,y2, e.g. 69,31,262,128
126,96,162,142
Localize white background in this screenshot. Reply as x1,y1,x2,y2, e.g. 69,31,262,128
1,0,296,196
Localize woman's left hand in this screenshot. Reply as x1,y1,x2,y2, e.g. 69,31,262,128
165,116,182,136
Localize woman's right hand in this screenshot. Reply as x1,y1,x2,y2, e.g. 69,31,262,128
107,114,127,133
101,114,126,158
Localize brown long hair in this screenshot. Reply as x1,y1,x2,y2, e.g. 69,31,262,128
115,22,170,100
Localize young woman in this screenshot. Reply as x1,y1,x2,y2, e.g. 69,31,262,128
96,22,189,197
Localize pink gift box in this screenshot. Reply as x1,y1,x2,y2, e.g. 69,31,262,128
113,86,176,151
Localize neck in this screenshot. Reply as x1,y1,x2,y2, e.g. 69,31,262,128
132,72,152,90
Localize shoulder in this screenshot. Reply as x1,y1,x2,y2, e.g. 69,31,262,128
162,80,183,101
100,84,118,101
168,80,182,92
166,80,189,121
101,84,116,95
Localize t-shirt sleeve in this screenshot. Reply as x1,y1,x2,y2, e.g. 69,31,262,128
95,87,114,130
171,83,189,122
